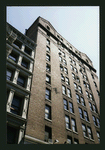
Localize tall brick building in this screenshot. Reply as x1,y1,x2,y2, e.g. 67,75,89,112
6,16,100,144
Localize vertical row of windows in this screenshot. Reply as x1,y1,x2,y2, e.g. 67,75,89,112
44,39,52,142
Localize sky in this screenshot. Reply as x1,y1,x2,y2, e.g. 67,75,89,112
6,6,99,78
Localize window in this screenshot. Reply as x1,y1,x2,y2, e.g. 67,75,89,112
10,95,22,115
91,74,94,79
46,46,50,53
24,46,31,55
73,60,76,65
94,81,97,87
69,102,74,113
69,57,72,63
67,88,72,98
92,115,97,126
62,85,66,95
62,52,65,57
74,139,79,144
90,93,93,101
74,82,77,90
46,54,50,61
84,75,88,81
63,98,68,110
83,81,87,88
7,126,18,144
86,59,89,63
8,52,17,63
92,116,100,128
45,105,51,120
72,73,75,79
59,56,62,62
79,108,89,121
84,110,89,122
74,67,78,73
76,94,81,103
64,67,68,74
13,39,22,49
47,26,50,30
45,126,52,142
70,53,74,58
87,84,90,90
67,136,72,144
81,97,85,106
76,76,80,83
21,59,28,69
97,90,100,96
93,104,97,113
87,126,93,139
58,48,61,54
86,91,89,98
71,118,77,132
46,74,51,84
78,86,82,94
65,77,69,85
65,115,70,129
82,124,87,137
63,59,67,65
79,108,84,119
47,39,50,45
45,88,51,100
61,74,65,81
60,64,63,72
76,94,85,106
70,65,73,70
96,118,100,128
89,102,93,111
6,69,13,81
97,131,100,143
46,63,51,72
17,75,26,87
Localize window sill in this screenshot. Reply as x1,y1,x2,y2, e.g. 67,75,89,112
64,109,75,116
45,98,51,103
12,44,34,60
66,128,72,132
94,125,100,129
73,131,78,135
90,110,99,115
6,80,31,94
46,82,51,87
46,70,51,74
62,93,72,99
45,118,52,123
84,136,94,142
80,118,90,124
77,102,86,108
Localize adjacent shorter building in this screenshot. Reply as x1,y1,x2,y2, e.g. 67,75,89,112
6,16,100,144
6,22,36,144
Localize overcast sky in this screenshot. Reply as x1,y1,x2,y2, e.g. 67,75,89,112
6,6,99,78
